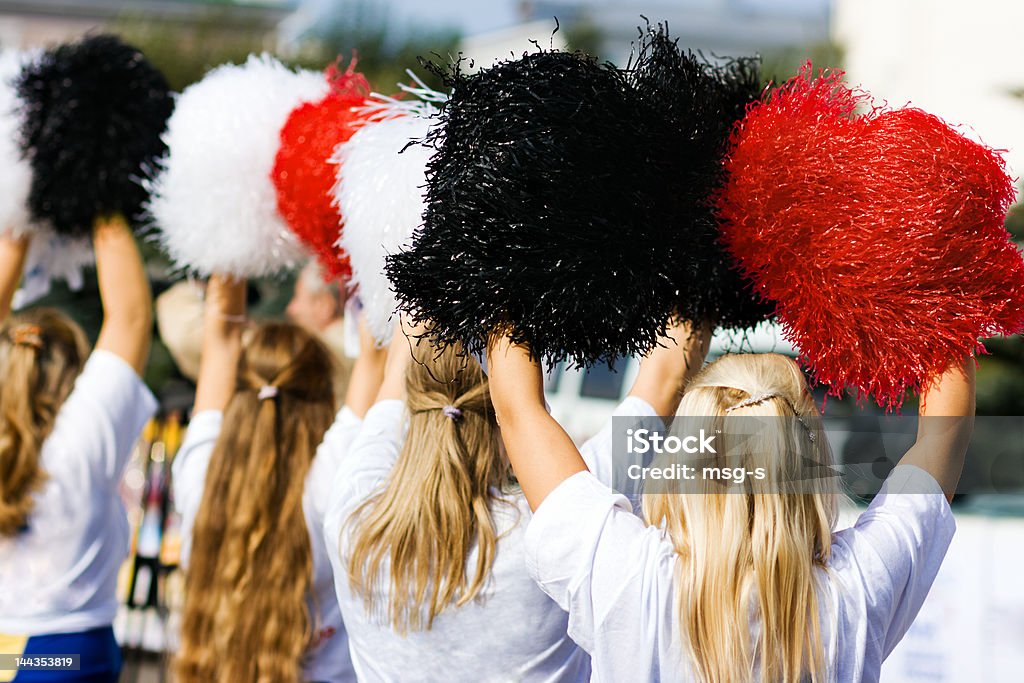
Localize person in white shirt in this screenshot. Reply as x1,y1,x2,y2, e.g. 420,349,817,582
171,274,361,683
0,218,157,683
323,321,591,682
487,320,973,683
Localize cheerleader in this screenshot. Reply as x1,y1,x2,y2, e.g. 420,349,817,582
487,322,972,682
0,218,156,682
322,322,591,682
170,275,384,683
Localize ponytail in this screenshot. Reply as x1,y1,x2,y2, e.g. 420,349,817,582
176,322,335,683
0,310,88,537
347,345,509,632
643,353,836,683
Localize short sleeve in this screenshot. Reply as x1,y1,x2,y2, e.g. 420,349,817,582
333,400,405,498
171,410,223,567
323,400,406,560
51,349,159,486
307,406,364,523
578,396,661,509
831,465,956,658
524,471,656,652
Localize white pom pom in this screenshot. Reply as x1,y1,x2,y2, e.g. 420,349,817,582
148,54,327,277
0,49,42,238
333,100,436,344
13,228,93,310
0,49,93,304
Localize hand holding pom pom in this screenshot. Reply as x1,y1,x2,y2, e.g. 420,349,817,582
17,35,173,236
0,49,41,239
629,24,771,330
385,50,687,368
0,50,94,305
716,63,1024,409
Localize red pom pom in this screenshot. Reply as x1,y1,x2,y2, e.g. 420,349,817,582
272,63,370,281
716,63,1024,410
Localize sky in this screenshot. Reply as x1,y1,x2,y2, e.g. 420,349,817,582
299,0,518,36
303,0,831,38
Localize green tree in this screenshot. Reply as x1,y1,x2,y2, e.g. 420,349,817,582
759,39,845,84
114,9,273,92
563,16,605,59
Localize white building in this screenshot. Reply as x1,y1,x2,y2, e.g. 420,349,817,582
459,19,569,70
833,0,1024,191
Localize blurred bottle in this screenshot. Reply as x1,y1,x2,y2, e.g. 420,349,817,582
160,413,184,568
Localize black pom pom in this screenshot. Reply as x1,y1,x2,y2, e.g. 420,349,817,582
17,34,173,236
387,27,769,368
386,50,684,368
630,23,772,329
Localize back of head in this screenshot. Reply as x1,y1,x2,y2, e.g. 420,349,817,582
642,353,838,683
176,321,336,683
347,343,506,632
0,308,88,537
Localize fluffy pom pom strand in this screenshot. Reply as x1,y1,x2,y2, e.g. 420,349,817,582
17,34,173,237
149,54,327,278
334,95,438,345
273,63,371,283
13,227,93,310
716,64,1024,410
0,49,42,239
628,23,771,330
386,50,695,368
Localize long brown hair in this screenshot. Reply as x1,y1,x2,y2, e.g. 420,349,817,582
643,354,838,683
175,322,336,683
347,344,511,632
0,308,89,537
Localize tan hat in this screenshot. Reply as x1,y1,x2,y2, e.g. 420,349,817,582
156,280,205,382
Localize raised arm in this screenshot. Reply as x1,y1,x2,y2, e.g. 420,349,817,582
0,234,29,323
628,319,712,417
193,274,246,413
487,337,586,510
374,319,418,403
343,314,389,418
898,358,976,502
93,216,153,374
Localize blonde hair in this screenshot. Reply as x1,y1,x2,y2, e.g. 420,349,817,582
0,308,89,537
175,322,336,683
642,353,838,683
346,344,510,632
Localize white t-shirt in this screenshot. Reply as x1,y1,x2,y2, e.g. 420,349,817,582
173,407,361,683
323,400,592,683
526,397,956,683
0,350,158,635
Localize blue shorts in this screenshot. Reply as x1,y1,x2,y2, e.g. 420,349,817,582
13,626,120,683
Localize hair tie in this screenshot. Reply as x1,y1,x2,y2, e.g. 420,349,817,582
257,385,278,401
725,392,777,413
12,324,43,350
724,391,816,442
442,405,462,421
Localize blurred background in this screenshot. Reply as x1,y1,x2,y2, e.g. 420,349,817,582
0,1,1021,681
3,0,1022,416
